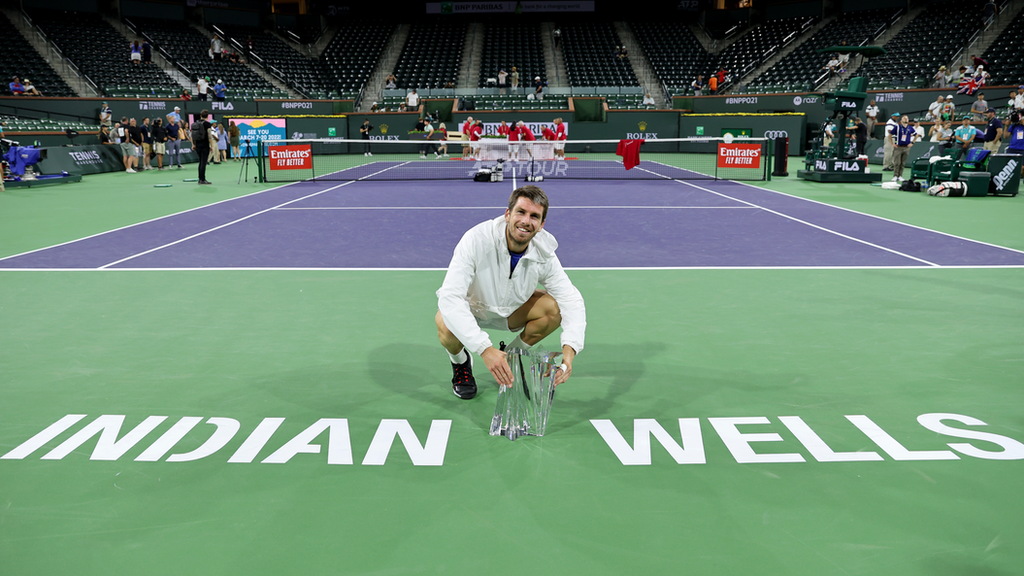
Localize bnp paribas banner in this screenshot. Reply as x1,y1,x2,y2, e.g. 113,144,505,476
232,119,287,157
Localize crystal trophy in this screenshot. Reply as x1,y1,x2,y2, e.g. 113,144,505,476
489,347,561,441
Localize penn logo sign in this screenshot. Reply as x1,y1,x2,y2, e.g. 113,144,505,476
268,144,312,170
2,412,1022,467
993,159,1019,191
717,143,762,167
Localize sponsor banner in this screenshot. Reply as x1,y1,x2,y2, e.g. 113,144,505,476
232,118,287,157
874,92,904,103
814,158,866,172
717,143,762,167
426,1,595,13
268,144,312,170
480,121,565,137
725,96,758,104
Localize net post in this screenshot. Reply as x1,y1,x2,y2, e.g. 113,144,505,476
256,140,265,183
765,137,773,182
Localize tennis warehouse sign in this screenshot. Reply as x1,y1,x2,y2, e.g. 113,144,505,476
2,412,1020,466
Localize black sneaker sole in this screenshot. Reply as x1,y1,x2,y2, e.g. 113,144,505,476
452,384,477,400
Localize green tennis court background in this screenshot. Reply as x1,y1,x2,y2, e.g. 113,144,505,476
1,163,1021,575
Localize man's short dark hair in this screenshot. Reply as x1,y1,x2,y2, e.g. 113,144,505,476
508,185,549,222
200,110,209,119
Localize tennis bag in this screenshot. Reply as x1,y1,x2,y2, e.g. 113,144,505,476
927,181,968,197
899,179,922,192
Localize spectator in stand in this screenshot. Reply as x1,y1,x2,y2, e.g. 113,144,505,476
932,66,948,88
406,88,420,110
614,46,622,59
983,0,997,19
180,88,192,101
823,54,840,79
642,92,656,106
971,92,988,121
983,108,1003,152
246,36,254,58
912,120,925,143
553,28,561,48
890,115,915,182
1007,90,1019,114
9,76,25,96
691,75,704,96
228,120,240,161
1014,87,1024,112
717,68,727,86
946,66,962,86
21,78,41,96
211,36,224,61
510,67,519,93
837,42,850,72
498,69,508,95
707,74,718,96
444,81,455,89
142,39,152,64
197,76,209,102
151,118,166,170
99,101,113,127
533,77,545,101
398,103,407,112
213,79,227,102
926,96,944,121
98,124,113,145
130,40,142,65
140,117,153,170
385,74,397,89
228,51,241,64
864,100,879,139
970,55,988,71
954,116,976,154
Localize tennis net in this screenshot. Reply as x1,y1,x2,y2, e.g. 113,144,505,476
256,137,773,183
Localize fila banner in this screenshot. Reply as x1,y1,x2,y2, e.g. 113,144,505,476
717,143,762,168
269,145,312,170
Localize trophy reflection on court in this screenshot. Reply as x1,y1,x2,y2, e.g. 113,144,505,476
490,347,561,441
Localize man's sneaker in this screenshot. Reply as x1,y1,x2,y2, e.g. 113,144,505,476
891,176,899,182
451,355,477,399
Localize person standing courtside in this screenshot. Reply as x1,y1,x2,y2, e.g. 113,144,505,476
192,110,213,185
360,119,373,156
882,112,900,171
890,115,915,182
864,100,879,139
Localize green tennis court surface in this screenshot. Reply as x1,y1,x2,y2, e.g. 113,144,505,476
1,162,1022,575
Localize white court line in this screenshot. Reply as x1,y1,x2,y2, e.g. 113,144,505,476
0,178,313,264
4,265,1023,272
676,180,942,267
732,180,1024,258
96,162,412,269
274,205,758,210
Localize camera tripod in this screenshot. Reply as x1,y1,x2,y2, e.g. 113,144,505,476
237,139,256,184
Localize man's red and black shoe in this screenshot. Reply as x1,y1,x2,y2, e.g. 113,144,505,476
451,355,477,399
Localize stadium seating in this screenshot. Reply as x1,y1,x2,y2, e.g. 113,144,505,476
980,9,1024,87
393,23,467,89
0,113,94,133
478,23,546,89
209,24,327,98
630,22,712,94
0,13,77,97
316,21,394,96
748,9,899,92
858,0,984,88
28,10,179,96
712,16,816,89
129,17,283,98
558,22,638,87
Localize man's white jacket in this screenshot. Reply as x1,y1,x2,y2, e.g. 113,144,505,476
437,215,586,357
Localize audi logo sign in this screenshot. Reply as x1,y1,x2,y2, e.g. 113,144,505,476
764,130,789,139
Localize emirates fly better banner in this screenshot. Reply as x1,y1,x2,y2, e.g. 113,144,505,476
717,143,762,168
269,145,312,170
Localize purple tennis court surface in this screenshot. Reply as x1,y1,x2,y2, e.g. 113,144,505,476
3,178,1023,269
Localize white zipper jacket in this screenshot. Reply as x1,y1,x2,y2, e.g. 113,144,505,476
437,215,586,357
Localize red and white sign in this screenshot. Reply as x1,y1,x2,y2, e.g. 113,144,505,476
269,145,312,170
717,143,762,168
